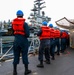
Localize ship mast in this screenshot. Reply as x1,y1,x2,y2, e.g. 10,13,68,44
34,0,46,16
28,0,51,26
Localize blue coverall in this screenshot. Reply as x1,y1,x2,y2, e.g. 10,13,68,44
13,22,30,65
37,29,50,62
50,38,55,59
61,38,67,53
55,38,60,54
60,31,67,53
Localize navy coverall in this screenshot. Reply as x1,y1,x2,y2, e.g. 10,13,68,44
37,29,50,62
60,31,67,53
50,38,55,59
55,38,60,54
13,22,30,65
61,38,67,53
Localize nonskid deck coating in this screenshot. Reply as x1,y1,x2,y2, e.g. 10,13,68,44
0,47,74,75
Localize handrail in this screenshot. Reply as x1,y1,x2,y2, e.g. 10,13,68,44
0,36,40,62
0,45,13,61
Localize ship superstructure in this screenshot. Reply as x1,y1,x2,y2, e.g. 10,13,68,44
28,0,51,27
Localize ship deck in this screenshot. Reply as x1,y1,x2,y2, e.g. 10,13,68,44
0,47,74,75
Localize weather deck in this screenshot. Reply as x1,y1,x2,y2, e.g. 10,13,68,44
0,47,74,75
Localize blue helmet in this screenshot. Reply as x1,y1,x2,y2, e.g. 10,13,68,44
16,10,24,16
49,23,53,28
42,21,47,26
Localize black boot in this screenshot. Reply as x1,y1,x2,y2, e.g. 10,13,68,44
24,64,31,75
51,56,55,60
37,60,44,68
13,64,17,75
57,52,60,55
57,51,60,55
45,60,50,64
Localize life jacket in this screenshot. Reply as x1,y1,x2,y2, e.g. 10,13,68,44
54,29,60,38
66,34,69,39
12,18,26,35
61,31,67,38
49,28,55,39
39,26,51,40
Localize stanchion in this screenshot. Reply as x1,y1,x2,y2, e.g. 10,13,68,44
28,34,40,56
0,38,3,55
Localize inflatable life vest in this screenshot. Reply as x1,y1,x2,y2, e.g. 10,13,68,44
12,18,26,35
66,33,69,39
55,29,60,38
61,31,67,38
39,26,51,40
49,28,55,39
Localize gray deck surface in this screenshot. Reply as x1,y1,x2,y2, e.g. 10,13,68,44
0,47,74,75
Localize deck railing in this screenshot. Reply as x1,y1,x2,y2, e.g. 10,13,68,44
0,36,40,62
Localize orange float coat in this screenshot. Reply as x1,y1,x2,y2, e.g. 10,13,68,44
39,26,51,40
61,31,67,38
49,28,55,39
12,18,26,35
54,29,60,38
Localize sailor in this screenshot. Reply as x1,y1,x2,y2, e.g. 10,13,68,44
49,24,55,60
60,30,68,53
37,21,51,68
12,10,31,75
65,31,70,48
54,27,61,55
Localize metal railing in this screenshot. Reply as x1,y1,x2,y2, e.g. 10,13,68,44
0,36,40,62
28,36,40,54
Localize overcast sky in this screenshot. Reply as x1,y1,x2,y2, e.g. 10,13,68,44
0,0,74,25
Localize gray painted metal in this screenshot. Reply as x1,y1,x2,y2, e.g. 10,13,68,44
0,47,74,75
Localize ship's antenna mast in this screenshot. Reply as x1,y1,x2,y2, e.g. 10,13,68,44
28,0,51,26
34,0,46,17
